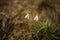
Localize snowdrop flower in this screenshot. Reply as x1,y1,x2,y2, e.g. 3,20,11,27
34,15,39,21
25,14,29,19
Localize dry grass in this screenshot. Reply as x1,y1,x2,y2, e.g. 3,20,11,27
0,0,60,40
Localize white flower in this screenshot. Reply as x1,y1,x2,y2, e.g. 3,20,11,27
34,15,38,21
25,14,29,19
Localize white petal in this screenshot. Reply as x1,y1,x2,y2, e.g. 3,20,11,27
25,14,29,19
34,16,38,21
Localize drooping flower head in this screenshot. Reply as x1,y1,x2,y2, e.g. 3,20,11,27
25,13,29,19
24,9,30,19
34,13,39,21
